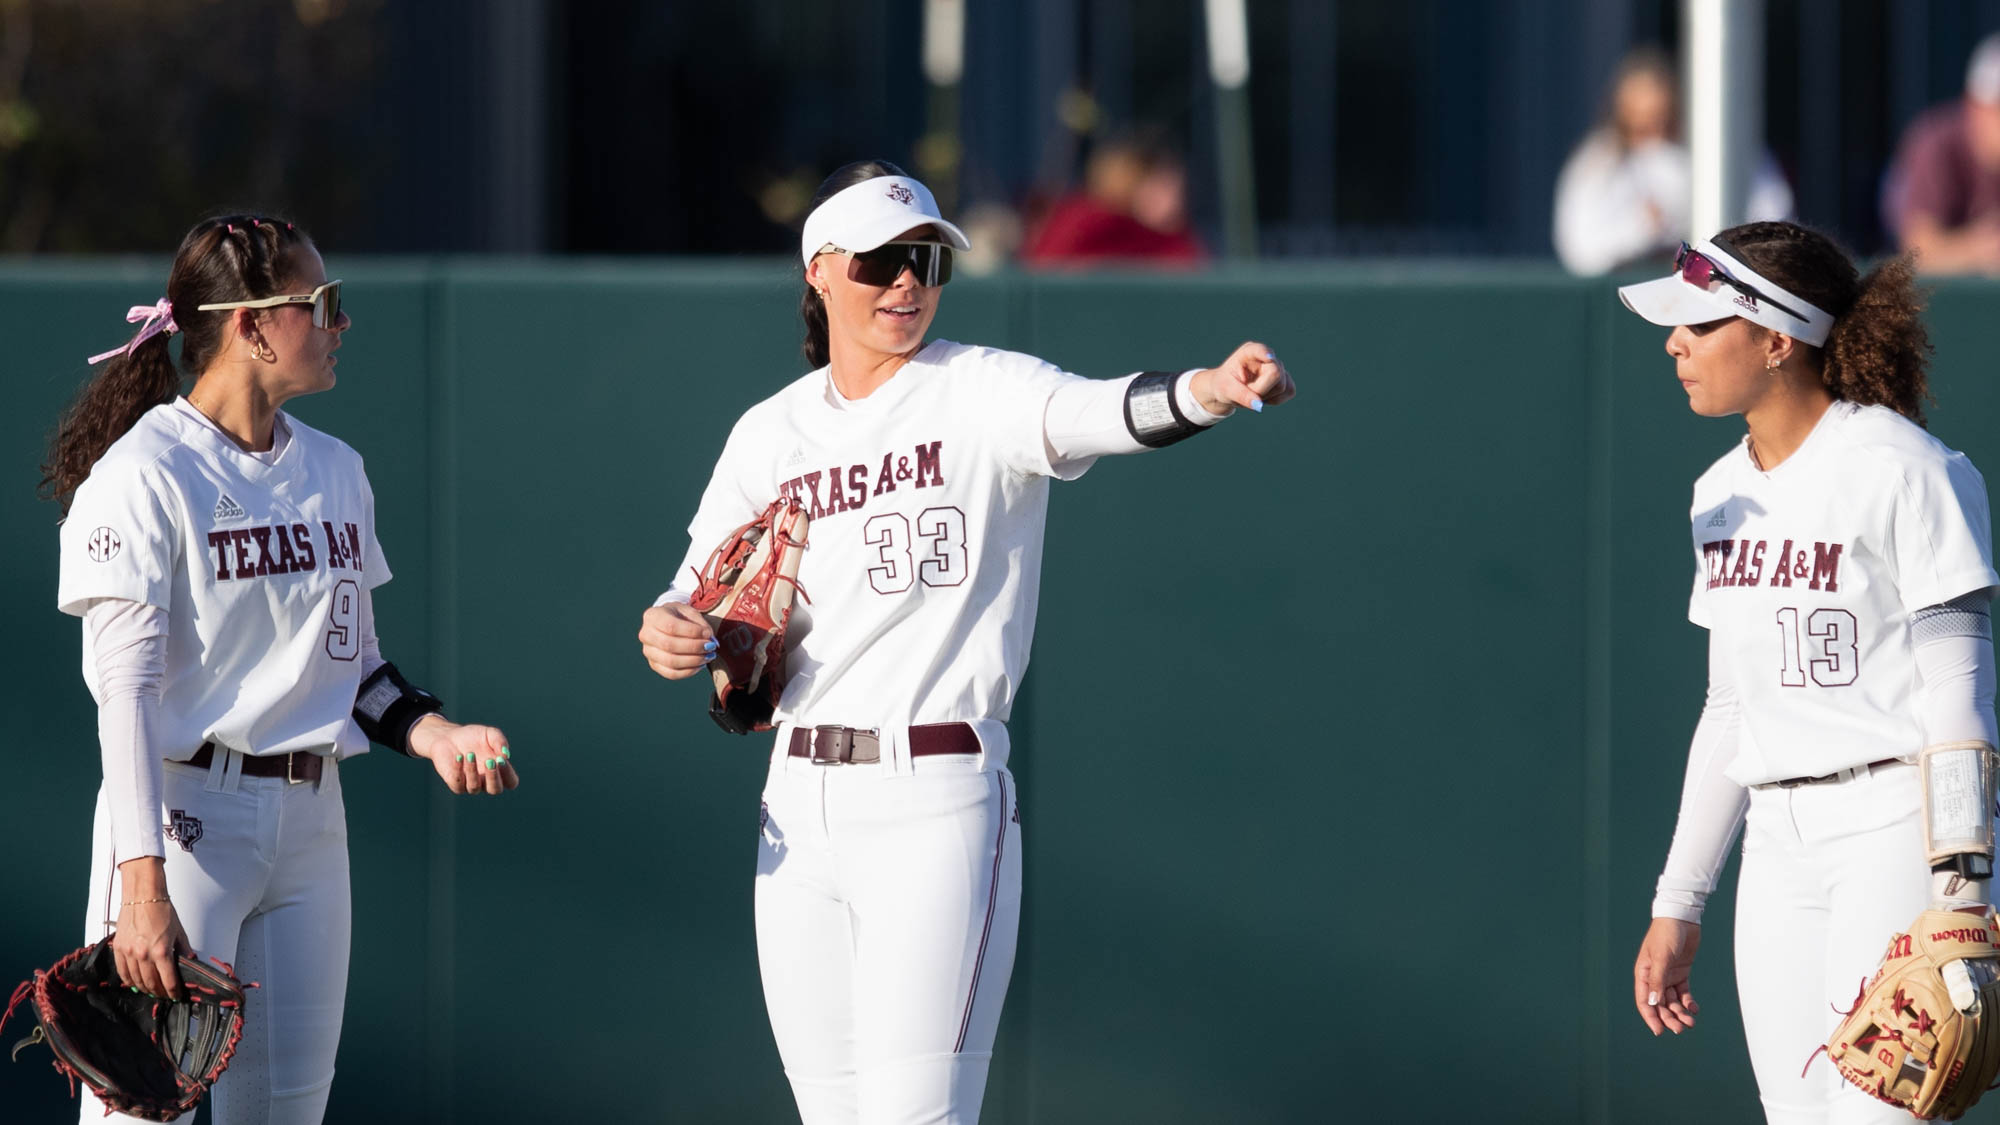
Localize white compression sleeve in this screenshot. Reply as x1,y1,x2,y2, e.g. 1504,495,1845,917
1652,631,1749,924
1042,370,1227,469
1911,594,1998,747
359,585,386,681
84,598,169,861
1910,594,1997,905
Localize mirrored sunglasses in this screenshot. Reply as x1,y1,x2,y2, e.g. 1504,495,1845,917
1673,244,1807,322
826,242,953,287
197,279,344,330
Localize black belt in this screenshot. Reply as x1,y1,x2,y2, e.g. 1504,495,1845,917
1757,758,1903,790
786,723,981,765
183,742,328,784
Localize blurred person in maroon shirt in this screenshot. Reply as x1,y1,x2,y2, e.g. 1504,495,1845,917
1021,135,1205,268
1884,33,2000,274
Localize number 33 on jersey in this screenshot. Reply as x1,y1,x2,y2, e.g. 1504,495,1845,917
1688,402,2000,786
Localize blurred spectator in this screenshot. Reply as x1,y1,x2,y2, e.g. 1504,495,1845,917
1020,134,1205,267
1552,48,1794,275
1882,33,2000,274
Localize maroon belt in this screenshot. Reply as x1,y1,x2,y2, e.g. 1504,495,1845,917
1760,757,1903,790
786,723,980,765
183,741,328,784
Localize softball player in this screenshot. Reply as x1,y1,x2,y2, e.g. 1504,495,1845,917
636,161,1295,1124
41,215,519,1125
1622,222,1998,1124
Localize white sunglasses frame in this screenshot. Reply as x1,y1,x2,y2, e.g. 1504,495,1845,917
197,279,344,330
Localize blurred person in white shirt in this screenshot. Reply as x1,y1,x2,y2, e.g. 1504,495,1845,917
1555,48,1794,276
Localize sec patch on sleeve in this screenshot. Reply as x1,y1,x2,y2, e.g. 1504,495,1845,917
85,526,121,562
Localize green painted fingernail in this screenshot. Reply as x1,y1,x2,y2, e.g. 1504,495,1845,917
454,753,464,763
501,747,511,760
485,758,496,769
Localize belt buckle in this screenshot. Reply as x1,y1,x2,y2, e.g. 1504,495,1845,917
287,752,318,785
810,726,852,765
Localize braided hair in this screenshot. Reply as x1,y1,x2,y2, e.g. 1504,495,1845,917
41,215,310,511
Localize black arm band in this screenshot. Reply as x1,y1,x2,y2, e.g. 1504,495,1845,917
353,661,444,757
1122,370,1209,449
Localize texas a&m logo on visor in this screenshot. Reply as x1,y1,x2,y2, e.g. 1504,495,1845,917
886,183,915,205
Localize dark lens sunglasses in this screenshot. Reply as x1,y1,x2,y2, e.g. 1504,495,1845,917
1674,243,1808,322
834,242,954,287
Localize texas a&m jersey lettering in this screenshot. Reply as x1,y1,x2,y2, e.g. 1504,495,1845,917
1701,538,1845,592
205,520,361,583
778,441,947,522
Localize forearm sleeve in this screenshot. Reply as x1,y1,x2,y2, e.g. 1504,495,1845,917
1911,592,1998,747
1042,370,1226,469
85,598,169,861
359,586,386,681
1653,633,1750,924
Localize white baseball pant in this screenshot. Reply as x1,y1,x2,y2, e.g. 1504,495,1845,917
79,752,351,1125
755,744,1020,1125
1735,761,1930,1125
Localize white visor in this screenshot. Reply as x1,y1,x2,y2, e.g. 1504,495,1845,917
1617,237,1836,347
799,175,971,266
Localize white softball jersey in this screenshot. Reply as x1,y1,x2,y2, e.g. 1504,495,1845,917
57,399,390,761
663,339,1098,757
1689,401,2000,786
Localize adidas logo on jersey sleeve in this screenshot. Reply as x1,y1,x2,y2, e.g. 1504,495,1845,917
213,493,247,522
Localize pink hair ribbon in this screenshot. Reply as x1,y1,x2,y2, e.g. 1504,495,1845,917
86,299,178,365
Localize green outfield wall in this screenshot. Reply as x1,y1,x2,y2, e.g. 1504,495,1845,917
5,261,1999,1123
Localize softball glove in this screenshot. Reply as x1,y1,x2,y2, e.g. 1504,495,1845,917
2,940,252,1121
1817,907,2000,1120
686,496,810,734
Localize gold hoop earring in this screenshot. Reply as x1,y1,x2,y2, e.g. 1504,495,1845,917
252,341,276,363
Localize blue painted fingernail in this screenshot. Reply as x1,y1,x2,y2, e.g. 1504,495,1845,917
703,638,718,652
1264,350,1275,360
1249,398,1264,413
704,652,717,663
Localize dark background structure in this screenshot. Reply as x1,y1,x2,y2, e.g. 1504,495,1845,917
4,0,2000,258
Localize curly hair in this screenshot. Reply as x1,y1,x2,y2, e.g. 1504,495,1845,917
40,214,311,511
1714,220,1933,425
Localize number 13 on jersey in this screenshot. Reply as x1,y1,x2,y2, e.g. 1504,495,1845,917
1775,606,1858,687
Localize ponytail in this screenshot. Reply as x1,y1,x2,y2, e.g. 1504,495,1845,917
39,333,182,511
1719,220,1934,426
39,213,310,512
1821,253,1932,425
801,284,831,369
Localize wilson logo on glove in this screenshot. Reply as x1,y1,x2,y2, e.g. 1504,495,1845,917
1808,907,2000,1120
